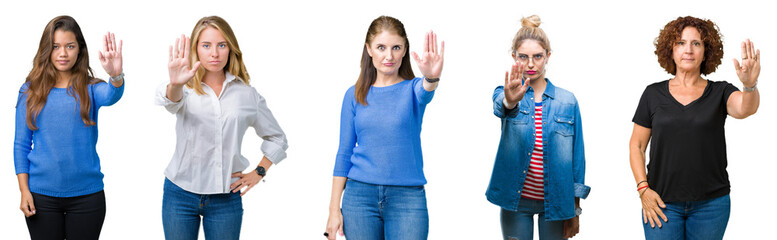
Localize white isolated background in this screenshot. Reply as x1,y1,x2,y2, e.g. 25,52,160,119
0,0,774,239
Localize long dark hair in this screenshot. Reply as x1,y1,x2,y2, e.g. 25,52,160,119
24,15,102,130
355,16,415,106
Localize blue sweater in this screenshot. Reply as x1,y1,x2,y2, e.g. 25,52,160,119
333,77,434,186
14,81,124,197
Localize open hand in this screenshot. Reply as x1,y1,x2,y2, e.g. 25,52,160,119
732,39,760,87
411,30,444,79
98,32,123,77
168,35,201,87
504,62,530,107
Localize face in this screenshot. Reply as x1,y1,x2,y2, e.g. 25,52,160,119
672,26,705,73
366,31,406,76
50,29,79,72
512,40,549,81
197,27,230,73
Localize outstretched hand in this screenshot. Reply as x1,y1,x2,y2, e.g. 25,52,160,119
504,62,530,107
98,32,123,77
168,34,201,87
732,39,760,87
411,30,444,79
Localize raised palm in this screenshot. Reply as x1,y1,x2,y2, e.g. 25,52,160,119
412,30,444,79
168,35,200,86
733,39,760,87
504,62,530,105
98,32,122,77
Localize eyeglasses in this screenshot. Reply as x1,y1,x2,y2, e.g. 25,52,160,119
515,53,546,64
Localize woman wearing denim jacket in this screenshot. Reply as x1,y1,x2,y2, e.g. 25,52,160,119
486,15,590,240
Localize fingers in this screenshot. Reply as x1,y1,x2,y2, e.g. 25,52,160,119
183,35,190,59
747,39,754,60
646,210,656,228
169,46,173,62
240,184,254,196
339,218,344,236
642,209,647,224
504,71,509,87
741,41,747,60
424,31,430,54
118,39,123,56
440,40,445,59
103,32,109,53
174,37,180,60
432,30,437,55
111,32,117,53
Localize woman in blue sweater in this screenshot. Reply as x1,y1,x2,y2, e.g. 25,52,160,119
14,15,124,240
324,16,444,240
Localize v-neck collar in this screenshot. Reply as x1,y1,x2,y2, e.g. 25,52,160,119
666,79,711,109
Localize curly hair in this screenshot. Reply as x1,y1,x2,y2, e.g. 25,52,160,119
654,16,723,75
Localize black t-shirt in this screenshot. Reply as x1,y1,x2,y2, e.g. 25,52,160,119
632,80,739,202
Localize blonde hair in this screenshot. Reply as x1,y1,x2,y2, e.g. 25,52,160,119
187,16,250,95
511,15,551,53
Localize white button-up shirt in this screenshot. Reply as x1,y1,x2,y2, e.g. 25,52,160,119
155,73,288,194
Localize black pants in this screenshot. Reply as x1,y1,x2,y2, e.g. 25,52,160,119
25,190,106,240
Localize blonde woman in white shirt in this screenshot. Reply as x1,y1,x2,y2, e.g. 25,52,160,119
155,16,288,240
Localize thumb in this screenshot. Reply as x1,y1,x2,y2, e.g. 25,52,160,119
28,197,36,215
189,61,201,75
657,198,666,208
98,51,105,61
411,52,421,63
732,58,741,72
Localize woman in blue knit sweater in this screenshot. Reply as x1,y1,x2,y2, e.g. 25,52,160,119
324,16,445,240
14,15,124,240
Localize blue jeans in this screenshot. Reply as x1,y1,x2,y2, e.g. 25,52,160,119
341,179,429,240
501,198,565,240
643,194,730,240
162,178,243,240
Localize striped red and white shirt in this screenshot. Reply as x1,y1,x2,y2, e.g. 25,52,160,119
521,102,544,200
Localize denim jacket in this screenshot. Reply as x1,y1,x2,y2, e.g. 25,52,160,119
486,79,590,221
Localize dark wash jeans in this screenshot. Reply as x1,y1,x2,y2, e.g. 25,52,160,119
25,190,106,240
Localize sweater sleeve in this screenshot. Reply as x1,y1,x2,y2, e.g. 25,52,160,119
252,90,289,164
413,77,435,105
93,81,125,107
333,87,357,177
14,87,32,175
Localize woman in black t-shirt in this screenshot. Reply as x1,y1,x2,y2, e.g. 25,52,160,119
628,16,760,240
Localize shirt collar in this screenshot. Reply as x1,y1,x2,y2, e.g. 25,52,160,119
526,78,556,100
225,72,238,84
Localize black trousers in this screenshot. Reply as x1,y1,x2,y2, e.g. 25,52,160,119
25,190,106,240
